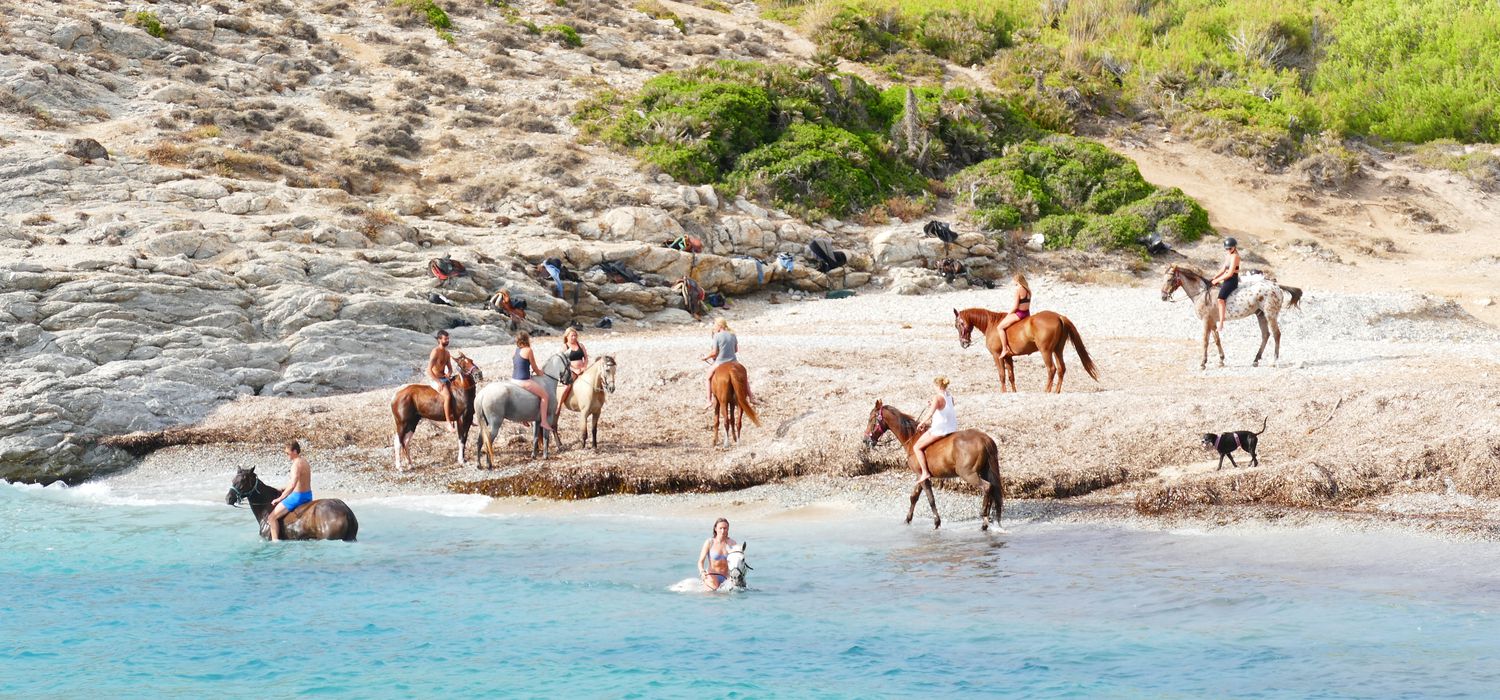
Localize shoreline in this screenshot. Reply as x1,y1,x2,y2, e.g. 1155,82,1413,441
72,446,1500,543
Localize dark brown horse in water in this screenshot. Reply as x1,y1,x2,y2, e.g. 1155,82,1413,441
863,400,1003,530
391,354,482,470
710,361,758,447
954,308,1099,393
226,467,358,541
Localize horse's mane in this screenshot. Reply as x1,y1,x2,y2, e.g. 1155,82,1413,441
1172,265,1209,282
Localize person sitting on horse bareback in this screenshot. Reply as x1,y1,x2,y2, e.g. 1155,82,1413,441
911,376,957,485
511,331,555,433
996,273,1032,358
558,327,589,406
1210,237,1241,331
701,317,755,409
427,330,458,433
697,517,736,591
267,440,313,542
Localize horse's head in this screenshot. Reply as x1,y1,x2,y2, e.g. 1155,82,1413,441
863,399,888,447
726,541,750,589
226,467,259,506
600,355,617,393
1160,265,1183,301
453,354,483,386
953,308,974,348
545,353,576,386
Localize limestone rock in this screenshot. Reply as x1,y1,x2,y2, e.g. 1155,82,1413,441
64,138,109,162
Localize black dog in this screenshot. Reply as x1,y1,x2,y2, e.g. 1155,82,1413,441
1202,417,1267,470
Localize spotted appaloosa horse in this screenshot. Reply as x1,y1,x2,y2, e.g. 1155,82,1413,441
1161,265,1303,369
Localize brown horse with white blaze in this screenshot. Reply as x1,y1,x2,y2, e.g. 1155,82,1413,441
954,308,1099,393
710,361,758,447
863,400,1003,530
391,354,482,470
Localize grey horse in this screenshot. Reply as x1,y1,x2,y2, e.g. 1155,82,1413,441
473,352,574,468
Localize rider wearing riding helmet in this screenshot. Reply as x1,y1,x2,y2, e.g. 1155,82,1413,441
1210,237,1241,331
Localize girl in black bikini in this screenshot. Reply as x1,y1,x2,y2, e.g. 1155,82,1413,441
997,272,1032,358
1210,238,1241,331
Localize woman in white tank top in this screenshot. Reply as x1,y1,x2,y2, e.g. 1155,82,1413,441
912,376,957,485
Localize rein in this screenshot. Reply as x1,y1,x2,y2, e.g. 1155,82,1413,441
228,481,262,508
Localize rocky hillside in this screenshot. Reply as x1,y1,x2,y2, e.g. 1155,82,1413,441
0,0,1047,482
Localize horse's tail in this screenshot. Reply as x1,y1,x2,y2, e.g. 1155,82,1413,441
343,509,359,542
733,370,760,427
1061,316,1100,382
1280,284,1303,309
986,437,1003,524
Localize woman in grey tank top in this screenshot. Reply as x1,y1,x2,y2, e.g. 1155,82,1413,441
701,318,754,409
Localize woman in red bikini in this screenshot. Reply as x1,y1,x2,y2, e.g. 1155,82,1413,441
997,272,1032,358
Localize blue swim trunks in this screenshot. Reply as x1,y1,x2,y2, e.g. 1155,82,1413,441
281,491,313,512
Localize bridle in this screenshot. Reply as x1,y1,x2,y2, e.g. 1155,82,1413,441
539,353,575,385
228,479,261,508
956,317,974,348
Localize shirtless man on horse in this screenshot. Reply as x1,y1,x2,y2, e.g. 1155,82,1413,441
267,441,313,542
427,330,458,432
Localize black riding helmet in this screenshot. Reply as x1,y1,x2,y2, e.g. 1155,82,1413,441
1224,237,1238,249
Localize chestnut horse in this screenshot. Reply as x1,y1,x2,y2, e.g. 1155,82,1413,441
710,361,758,447
390,354,482,470
226,467,358,541
862,400,1003,530
954,308,1099,393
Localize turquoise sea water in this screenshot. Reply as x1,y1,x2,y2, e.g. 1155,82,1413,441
3,482,1498,699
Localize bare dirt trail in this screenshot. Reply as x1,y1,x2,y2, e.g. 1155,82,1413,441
1109,131,1500,328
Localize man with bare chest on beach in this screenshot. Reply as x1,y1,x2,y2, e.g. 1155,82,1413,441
427,330,457,432
267,441,312,541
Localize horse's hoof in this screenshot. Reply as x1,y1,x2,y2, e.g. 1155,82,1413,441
933,521,941,530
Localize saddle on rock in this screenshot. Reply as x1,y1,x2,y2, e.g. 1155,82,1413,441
429,254,467,282
807,238,848,273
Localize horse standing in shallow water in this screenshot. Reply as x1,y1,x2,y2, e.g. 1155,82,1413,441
710,361,758,448
390,354,482,470
863,400,1004,530
1160,265,1303,369
560,355,617,449
225,467,358,541
954,308,1099,393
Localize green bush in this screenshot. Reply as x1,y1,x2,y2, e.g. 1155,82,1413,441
393,0,454,37
543,23,582,47
726,123,924,217
948,135,1210,252
129,11,166,38
597,72,775,183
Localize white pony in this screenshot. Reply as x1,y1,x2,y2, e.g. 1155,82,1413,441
669,542,751,593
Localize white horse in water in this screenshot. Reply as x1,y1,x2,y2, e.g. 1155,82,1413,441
1161,265,1303,369
669,542,751,593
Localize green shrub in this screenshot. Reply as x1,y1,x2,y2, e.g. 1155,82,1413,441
1075,212,1150,251
726,123,924,217
948,134,1209,252
1035,214,1087,248
129,11,166,38
911,8,1009,65
635,0,687,32
597,71,775,183
810,5,900,61
1117,188,1211,243
393,0,454,37
543,23,582,47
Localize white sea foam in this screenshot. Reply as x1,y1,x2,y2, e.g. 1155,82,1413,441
354,494,495,518
2,479,217,507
